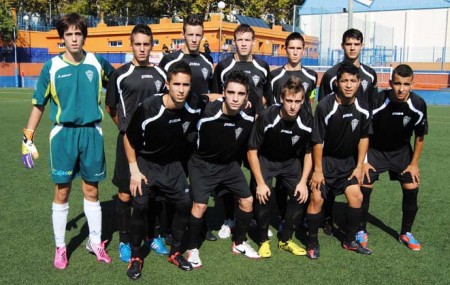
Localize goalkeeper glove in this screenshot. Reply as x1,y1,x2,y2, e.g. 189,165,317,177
22,128,39,169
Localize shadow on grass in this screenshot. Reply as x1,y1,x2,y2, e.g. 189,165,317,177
65,198,117,259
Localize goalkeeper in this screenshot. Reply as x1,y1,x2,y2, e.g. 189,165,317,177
21,13,115,270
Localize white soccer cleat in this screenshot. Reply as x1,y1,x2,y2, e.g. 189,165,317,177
232,241,261,259
218,219,234,239
187,248,202,269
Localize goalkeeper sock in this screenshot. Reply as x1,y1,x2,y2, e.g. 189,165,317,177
84,199,102,244
52,202,69,248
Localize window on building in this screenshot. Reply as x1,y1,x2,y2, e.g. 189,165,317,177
272,44,279,56
109,40,123,47
58,42,65,48
153,40,159,46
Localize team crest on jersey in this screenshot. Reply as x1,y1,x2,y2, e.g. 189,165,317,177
302,82,309,92
291,135,300,146
202,67,209,80
235,127,243,140
155,80,163,91
252,75,260,86
351,119,359,132
403,116,411,126
361,80,368,92
182,121,190,134
85,70,94,82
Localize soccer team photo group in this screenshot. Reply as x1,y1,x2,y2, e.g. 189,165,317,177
3,2,449,284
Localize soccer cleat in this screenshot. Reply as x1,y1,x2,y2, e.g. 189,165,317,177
278,240,307,256
187,248,202,269
127,257,143,280
306,243,320,259
86,240,112,263
165,234,173,246
356,231,369,249
342,240,372,255
218,219,234,239
205,230,218,242
168,252,193,271
399,232,421,251
258,240,272,258
232,241,261,259
148,236,169,255
54,246,68,269
323,219,334,236
119,242,131,263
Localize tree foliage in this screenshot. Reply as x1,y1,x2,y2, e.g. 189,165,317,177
3,0,299,26
0,1,16,43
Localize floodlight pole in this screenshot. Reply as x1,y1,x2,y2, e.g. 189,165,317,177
292,5,296,32
348,0,353,29
442,8,449,71
13,27,19,88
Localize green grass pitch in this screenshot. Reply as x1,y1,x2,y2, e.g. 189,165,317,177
0,88,449,284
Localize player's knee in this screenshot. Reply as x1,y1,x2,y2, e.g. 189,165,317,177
192,203,207,218
118,192,131,203
239,196,253,212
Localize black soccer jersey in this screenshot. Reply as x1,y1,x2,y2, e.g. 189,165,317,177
318,61,378,108
159,50,214,95
248,105,313,161
370,90,428,151
126,93,205,162
212,56,271,115
105,63,167,132
312,94,371,158
194,99,254,163
268,66,318,110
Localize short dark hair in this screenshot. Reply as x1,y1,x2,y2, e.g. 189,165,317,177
183,15,204,33
234,24,255,40
281,76,305,99
167,61,192,82
342,28,363,44
224,70,250,94
285,32,305,48
56,13,87,39
130,24,153,43
336,62,360,81
392,64,414,80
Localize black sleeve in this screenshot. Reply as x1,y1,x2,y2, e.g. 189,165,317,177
105,70,120,109
211,62,224,93
125,105,145,150
318,71,331,101
311,102,327,144
247,114,266,149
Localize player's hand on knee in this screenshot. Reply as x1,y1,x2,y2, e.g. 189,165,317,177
22,128,39,169
402,164,420,185
349,166,363,185
310,170,325,192
256,184,271,204
294,182,309,203
129,162,148,196
363,163,376,184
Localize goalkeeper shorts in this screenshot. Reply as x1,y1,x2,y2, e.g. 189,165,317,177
49,123,106,184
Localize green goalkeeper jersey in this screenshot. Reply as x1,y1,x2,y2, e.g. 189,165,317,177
32,51,114,125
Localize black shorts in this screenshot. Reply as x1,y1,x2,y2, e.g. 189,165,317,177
363,145,414,184
134,157,190,204
250,156,302,198
188,155,251,204
112,132,131,193
321,155,359,199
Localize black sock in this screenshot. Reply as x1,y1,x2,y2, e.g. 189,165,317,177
233,208,252,245
307,212,323,244
401,188,419,234
345,206,363,242
116,196,131,244
188,214,204,249
280,199,304,243
254,196,271,243
359,186,372,232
